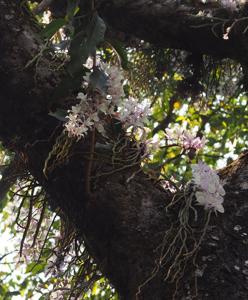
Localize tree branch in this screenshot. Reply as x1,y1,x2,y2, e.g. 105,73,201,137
95,0,248,62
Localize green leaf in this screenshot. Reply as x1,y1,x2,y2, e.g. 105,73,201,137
49,109,67,122
0,195,8,213
0,284,7,295
26,262,46,275
6,291,20,297
41,18,66,39
20,279,28,290
66,0,80,21
67,13,106,76
90,68,108,94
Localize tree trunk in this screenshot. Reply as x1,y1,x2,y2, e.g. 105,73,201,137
0,1,248,299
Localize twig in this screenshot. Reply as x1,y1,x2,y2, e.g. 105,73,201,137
20,189,35,257
31,199,47,247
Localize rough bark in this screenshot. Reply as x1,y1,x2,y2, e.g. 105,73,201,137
94,0,248,62
0,1,248,300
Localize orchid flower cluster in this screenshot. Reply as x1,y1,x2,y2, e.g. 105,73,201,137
65,92,105,138
165,125,206,151
118,97,150,128
191,161,225,213
65,63,150,139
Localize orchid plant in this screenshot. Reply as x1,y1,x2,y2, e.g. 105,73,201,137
64,60,225,214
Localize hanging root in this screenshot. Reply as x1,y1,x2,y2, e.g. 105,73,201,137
137,190,212,299
162,191,211,298
43,132,74,178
